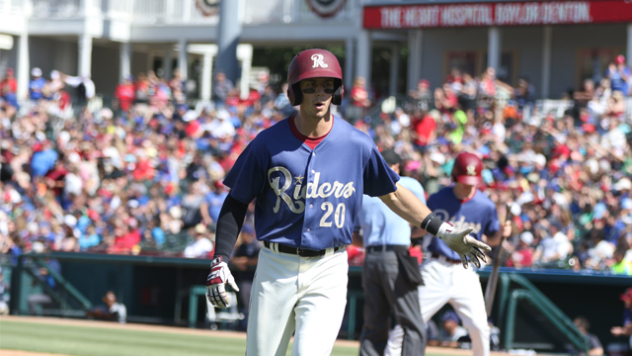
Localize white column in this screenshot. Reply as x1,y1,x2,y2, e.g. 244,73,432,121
389,44,400,96
356,30,372,88
237,44,253,100
627,23,632,68
407,29,423,92
200,52,213,101
487,27,501,72
344,37,354,90
178,38,188,80
78,34,92,77
17,32,29,100
119,42,131,82
541,26,552,99
163,44,173,80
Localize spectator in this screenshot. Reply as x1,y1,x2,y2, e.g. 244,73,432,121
0,68,17,95
61,72,96,104
346,76,371,124
611,288,632,349
201,180,228,228
566,316,603,356
114,75,136,113
29,67,46,101
212,72,233,109
183,224,214,258
611,247,632,275
606,55,630,96
439,311,469,347
86,291,127,323
506,231,534,268
409,79,432,112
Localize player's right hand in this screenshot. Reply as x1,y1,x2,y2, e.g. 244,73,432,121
206,256,240,309
436,223,491,269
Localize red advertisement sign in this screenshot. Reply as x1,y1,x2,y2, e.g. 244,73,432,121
364,1,632,29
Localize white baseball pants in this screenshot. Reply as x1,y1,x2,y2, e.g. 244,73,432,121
386,258,490,356
246,246,348,356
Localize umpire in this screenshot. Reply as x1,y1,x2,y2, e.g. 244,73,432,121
354,149,427,356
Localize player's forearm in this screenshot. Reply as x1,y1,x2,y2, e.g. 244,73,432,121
213,195,249,262
379,183,432,228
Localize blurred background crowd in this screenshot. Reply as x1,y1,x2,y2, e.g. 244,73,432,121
1,53,632,275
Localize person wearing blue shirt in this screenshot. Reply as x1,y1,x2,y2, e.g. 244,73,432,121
388,152,511,356
201,181,229,227
205,50,489,356
607,55,631,96
354,149,427,356
30,141,59,177
29,67,47,101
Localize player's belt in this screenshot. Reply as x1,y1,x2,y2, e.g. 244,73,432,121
366,245,398,253
264,241,345,257
430,253,461,265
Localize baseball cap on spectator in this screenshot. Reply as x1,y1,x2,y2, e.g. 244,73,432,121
430,152,446,165
620,287,632,302
405,160,421,172
614,178,631,191
31,67,42,77
622,198,632,210
128,199,139,209
64,215,78,228
442,311,460,324
195,224,206,234
593,203,607,220
182,110,198,122
615,55,626,65
32,241,45,254
520,231,534,245
381,149,402,166
533,154,546,167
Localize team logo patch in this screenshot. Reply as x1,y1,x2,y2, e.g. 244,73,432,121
311,54,328,68
466,165,477,176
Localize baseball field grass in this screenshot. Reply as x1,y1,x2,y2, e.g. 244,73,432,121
0,316,489,356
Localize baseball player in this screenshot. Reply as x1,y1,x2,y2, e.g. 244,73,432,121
205,49,491,356
354,149,428,356
386,152,512,356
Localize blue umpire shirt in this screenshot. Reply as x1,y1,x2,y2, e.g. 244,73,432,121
426,186,499,260
356,176,426,247
223,116,400,250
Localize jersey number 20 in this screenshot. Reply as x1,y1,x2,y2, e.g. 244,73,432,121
320,202,345,228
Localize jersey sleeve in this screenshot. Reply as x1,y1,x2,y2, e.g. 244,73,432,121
223,140,266,204
485,203,501,237
363,145,400,197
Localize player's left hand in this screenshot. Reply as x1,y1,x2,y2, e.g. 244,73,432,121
436,223,492,269
206,256,240,309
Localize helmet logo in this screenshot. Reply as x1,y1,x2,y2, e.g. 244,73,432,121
466,165,477,176
311,54,328,68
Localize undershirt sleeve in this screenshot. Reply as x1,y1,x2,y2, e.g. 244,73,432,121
213,194,249,262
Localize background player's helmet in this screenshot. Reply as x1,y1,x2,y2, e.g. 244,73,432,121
286,49,344,106
451,152,483,185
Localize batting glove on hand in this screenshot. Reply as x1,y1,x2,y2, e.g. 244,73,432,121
436,223,491,269
206,256,240,309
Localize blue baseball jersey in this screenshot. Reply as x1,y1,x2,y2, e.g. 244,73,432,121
223,116,400,250
426,187,499,260
357,176,426,247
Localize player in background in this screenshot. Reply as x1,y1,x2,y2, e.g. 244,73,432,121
205,49,491,356
354,149,428,356
386,152,511,356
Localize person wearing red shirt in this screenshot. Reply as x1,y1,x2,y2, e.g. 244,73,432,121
413,110,439,152
0,68,17,94
114,76,136,112
506,231,534,268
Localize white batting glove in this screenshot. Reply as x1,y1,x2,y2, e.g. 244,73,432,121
436,223,491,269
206,256,240,309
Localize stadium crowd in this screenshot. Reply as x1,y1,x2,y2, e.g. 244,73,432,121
1,53,632,277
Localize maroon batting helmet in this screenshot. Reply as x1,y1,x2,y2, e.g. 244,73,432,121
452,152,483,185
286,49,344,106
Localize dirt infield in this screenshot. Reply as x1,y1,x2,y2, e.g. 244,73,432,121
0,316,536,356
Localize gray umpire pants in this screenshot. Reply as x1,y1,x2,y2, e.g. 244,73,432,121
359,249,426,356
